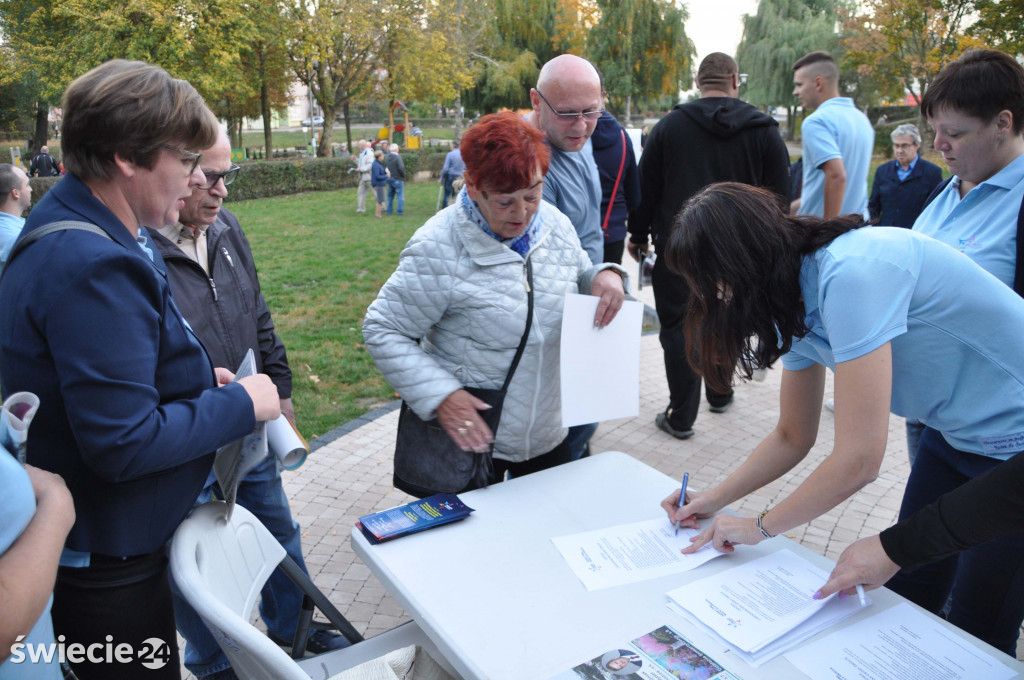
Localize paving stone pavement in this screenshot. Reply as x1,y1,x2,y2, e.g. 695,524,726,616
179,284,1023,677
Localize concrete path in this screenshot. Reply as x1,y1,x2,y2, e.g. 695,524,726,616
180,282,1022,677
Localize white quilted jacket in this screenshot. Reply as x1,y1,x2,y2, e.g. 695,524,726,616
363,200,624,462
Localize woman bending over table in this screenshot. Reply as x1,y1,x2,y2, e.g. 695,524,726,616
659,182,1024,656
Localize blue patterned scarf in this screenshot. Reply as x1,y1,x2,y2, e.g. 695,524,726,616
459,187,542,258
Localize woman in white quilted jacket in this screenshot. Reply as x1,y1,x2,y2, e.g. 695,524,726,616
364,112,627,492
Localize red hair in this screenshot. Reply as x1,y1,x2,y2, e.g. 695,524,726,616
460,112,550,194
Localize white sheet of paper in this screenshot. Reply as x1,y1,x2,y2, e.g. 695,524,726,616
559,293,643,427
665,549,867,665
551,517,724,590
786,602,1017,680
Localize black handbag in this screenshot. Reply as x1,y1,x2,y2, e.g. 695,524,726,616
393,259,534,498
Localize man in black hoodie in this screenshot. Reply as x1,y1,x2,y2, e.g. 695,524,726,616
628,52,790,439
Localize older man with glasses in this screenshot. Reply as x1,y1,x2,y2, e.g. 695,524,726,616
150,133,350,680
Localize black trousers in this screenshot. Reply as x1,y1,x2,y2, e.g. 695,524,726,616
651,253,732,430
490,436,574,483
52,550,181,680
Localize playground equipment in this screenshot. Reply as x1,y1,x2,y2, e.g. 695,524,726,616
377,101,422,150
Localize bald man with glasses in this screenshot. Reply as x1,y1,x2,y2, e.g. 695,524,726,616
150,133,350,679
526,54,606,266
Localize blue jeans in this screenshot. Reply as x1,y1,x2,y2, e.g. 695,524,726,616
170,455,309,677
885,427,1024,656
386,179,404,215
565,422,598,461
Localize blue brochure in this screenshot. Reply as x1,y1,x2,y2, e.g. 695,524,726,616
357,493,474,544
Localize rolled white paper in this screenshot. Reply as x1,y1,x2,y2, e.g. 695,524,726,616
267,413,308,470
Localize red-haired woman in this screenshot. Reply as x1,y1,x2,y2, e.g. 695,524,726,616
364,112,627,495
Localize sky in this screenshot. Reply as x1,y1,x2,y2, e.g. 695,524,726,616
684,0,760,72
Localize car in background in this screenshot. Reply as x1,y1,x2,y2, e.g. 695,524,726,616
301,116,325,127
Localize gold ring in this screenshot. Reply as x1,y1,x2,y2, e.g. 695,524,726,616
463,420,474,428
457,427,468,434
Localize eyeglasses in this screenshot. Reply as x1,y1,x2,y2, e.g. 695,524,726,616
198,164,241,190
163,145,203,175
534,89,604,123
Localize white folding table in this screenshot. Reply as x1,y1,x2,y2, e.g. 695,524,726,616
351,450,1024,679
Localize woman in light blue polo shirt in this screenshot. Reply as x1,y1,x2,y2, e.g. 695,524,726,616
660,182,1024,656
907,50,1024,463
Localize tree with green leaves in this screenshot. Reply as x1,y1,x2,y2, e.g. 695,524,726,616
841,0,975,113
286,0,385,157
970,0,1024,56
736,0,842,138
588,0,695,120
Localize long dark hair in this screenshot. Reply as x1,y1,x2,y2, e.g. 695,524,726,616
664,182,866,392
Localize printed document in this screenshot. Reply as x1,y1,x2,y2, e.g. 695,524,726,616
786,602,1017,680
560,293,642,426
666,549,867,665
551,517,724,590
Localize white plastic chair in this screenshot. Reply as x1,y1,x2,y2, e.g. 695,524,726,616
169,501,460,680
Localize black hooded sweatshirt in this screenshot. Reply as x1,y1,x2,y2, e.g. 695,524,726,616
628,97,790,247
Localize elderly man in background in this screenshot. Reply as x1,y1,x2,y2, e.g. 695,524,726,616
151,133,349,680
868,123,943,228
385,143,406,216
0,163,31,269
355,139,374,214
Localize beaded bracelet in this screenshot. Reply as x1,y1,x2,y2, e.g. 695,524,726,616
756,509,775,539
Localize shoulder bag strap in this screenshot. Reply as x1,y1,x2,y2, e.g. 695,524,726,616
601,129,629,234
6,220,112,269
500,257,534,392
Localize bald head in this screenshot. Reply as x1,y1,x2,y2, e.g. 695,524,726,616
530,54,603,152
697,52,739,97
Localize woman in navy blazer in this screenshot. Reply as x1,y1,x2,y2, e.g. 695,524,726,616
0,61,281,680
868,123,944,228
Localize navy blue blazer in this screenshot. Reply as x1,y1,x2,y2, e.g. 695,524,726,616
0,174,256,556
868,156,944,228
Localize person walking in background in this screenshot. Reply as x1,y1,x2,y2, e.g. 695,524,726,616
385,143,406,216
355,139,374,214
791,51,874,219
439,143,465,210
371,149,388,219
628,52,789,440
591,111,639,264
28,146,59,178
868,124,943,228
0,164,32,270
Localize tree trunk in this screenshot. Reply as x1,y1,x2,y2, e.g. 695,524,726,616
343,100,352,154
32,102,49,155
788,105,797,143
260,51,273,159
226,118,243,149
317,105,336,157
453,94,463,143
625,94,632,124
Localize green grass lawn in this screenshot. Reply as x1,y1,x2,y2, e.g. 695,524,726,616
230,181,444,440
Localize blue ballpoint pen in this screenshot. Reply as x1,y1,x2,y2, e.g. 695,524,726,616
674,472,689,536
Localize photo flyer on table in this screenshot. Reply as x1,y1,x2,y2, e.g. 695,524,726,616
549,624,741,680
356,493,475,544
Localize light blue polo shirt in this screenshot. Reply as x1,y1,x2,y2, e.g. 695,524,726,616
913,151,1024,288
0,449,62,680
0,211,25,271
799,97,875,219
781,227,1024,457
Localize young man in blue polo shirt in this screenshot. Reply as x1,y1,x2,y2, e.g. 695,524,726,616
791,51,874,219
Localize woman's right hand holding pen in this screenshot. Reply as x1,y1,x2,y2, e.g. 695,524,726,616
661,486,720,531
